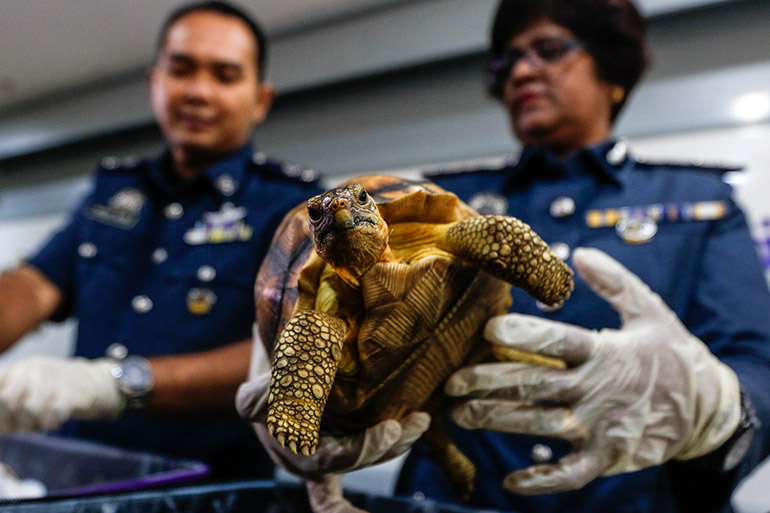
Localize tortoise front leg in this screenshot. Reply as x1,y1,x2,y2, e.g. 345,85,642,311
439,215,574,306
267,310,347,456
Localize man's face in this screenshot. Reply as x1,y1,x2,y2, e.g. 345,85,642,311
149,11,273,158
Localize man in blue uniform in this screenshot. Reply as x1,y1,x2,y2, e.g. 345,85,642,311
0,1,321,478
394,1,770,512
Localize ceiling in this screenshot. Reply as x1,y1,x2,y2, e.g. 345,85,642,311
0,0,403,111
0,0,739,114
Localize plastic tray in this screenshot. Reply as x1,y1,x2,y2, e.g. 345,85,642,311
0,433,209,497
0,481,501,513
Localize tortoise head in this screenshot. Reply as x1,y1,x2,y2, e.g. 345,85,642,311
307,183,390,278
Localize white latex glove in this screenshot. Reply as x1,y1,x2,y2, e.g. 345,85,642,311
446,247,741,495
0,463,46,500
236,369,431,480
306,475,367,513
0,356,125,433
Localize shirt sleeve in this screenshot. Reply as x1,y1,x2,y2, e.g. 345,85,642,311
26,194,92,321
673,186,770,500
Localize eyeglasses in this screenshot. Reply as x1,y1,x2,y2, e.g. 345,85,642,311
485,38,586,97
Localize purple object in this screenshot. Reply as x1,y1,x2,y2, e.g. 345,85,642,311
0,433,209,497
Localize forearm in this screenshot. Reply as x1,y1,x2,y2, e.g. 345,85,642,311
145,338,253,415
0,267,62,351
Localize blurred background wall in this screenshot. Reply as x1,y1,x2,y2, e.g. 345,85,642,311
0,0,769,510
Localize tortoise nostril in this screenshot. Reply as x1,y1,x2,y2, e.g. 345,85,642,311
330,199,347,211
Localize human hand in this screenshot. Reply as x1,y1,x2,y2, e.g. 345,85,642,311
236,372,431,480
446,247,741,494
0,356,125,433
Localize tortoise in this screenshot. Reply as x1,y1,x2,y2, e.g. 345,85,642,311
255,175,573,499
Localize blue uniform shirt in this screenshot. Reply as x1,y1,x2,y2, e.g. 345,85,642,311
396,141,770,513
28,143,323,478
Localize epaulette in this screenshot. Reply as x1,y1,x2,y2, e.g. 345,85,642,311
99,155,143,172
633,154,743,175
250,150,319,183
414,154,515,179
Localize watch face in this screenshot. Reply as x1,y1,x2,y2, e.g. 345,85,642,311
119,358,153,396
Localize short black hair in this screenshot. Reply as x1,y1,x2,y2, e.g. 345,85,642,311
490,0,650,120
156,1,269,80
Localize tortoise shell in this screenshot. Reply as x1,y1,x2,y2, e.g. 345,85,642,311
255,174,573,498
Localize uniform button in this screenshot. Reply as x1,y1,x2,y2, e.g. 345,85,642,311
300,169,318,183
131,295,153,314
164,203,184,220
216,174,238,196
531,444,553,464
252,151,267,165
197,265,216,282
152,248,168,264
550,242,571,262
78,242,97,259
101,156,119,170
606,140,629,166
550,197,576,219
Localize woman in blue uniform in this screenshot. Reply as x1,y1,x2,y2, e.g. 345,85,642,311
0,1,322,479
395,1,770,511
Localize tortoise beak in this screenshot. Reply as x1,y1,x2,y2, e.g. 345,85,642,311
333,208,355,229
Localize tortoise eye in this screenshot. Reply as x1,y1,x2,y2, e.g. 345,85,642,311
358,190,368,203
308,204,322,221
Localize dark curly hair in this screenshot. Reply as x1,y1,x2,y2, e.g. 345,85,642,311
490,0,650,120
156,1,269,81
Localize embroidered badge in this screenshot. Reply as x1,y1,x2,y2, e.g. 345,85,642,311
184,203,253,245
468,192,509,215
86,188,145,229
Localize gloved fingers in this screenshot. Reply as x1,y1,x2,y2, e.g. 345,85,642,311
373,411,431,464
572,248,673,325
249,322,272,378
235,372,270,422
348,418,404,470
485,315,596,367
451,400,587,442
445,363,581,404
306,475,369,513
503,449,606,495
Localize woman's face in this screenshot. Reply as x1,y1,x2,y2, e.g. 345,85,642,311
502,19,616,157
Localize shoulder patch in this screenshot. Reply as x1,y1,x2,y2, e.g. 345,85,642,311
420,154,514,179
99,155,143,172
634,155,742,175
250,151,319,184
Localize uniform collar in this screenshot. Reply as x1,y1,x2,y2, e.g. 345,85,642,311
503,139,628,190
148,142,254,201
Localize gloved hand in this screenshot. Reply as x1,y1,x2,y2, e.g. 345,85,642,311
236,370,431,480
237,329,431,513
306,475,367,513
0,356,125,433
446,247,741,495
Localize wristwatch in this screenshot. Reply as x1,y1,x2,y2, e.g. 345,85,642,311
106,343,154,409
700,387,760,472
